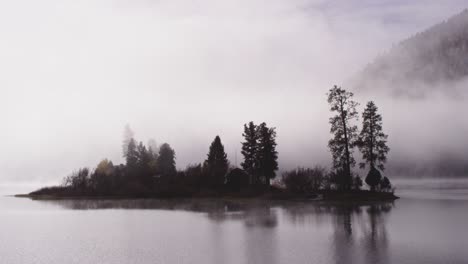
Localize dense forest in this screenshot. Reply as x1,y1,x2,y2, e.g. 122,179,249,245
30,87,395,200
356,9,468,94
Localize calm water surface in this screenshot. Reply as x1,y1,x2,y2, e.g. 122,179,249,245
1,178,468,264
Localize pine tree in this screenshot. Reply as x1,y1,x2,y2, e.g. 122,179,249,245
125,138,138,170
241,122,259,184
146,139,159,175
256,123,278,186
156,143,176,177
327,85,359,190
205,136,229,187
358,101,390,170
357,101,390,190
147,139,159,160
136,141,151,183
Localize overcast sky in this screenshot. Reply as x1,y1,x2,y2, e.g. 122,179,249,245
1,0,467,186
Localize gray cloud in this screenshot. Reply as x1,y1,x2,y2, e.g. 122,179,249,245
0,0,466,185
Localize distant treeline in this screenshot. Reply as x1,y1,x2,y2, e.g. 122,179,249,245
31,86,393,198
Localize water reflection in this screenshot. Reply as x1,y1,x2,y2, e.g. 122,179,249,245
34,199,391,230
331,205,360,264
9,182,468,264
243,208,278,264
329,203,392,264
281,201,393,264
362,204,392,264
32,198,393,264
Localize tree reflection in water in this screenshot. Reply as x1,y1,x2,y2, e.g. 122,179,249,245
36,198,392,264
282,201,393,264
315,203,392,264
362,203,392,264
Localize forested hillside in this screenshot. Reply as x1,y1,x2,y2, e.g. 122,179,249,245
356,9,468,94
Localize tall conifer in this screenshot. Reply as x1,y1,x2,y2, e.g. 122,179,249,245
205,136,229,187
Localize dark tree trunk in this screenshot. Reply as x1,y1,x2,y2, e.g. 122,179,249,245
340,98,352,191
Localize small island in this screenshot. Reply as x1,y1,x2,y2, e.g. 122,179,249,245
20,86,398,202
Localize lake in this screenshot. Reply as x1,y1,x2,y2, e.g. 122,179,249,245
1,178,468,264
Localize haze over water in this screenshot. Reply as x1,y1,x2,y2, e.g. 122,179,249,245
1,1,468,263
2,0,468,183
1,178,467,264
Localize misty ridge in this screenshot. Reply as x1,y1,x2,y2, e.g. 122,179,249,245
355,9,468,97
350,9,468,177
2,2,468,185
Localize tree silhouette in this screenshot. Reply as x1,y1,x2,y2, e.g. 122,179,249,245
241,121,259,184
205,136,229,188
147,139,159,176
31,106,398,198
256,123,278,186
357,101,390,191
183,163,205,188
380,176,392,192
358,101,390,171
226,168,249,191
125,138,138,171
136,141,152,184
156,143,176,177
327,85,359,190
63,168,90,191
365,167,382,191
91,159,115,194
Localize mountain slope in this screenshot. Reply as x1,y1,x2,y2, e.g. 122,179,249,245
355,9,468,95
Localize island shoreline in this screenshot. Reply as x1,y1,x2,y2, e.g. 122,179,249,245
14,189,399,203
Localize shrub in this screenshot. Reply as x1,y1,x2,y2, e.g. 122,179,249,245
62,168,90,191
182,164,206,188
365,167,382,191
353,175,363,190
226,168,250,191
282,167,328,194
380,176,392,192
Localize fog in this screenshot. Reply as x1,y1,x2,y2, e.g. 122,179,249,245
1,0,467,185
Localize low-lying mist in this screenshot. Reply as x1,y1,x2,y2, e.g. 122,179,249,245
1,0,467,185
